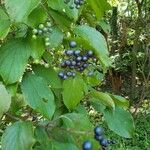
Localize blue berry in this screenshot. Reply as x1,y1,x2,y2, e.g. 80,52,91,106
71,60,76,66
94,135,104,141
100,139,108,147
88,71,94,77
82,56,88,61
82,141,92,150
63,75,68,80
87,50,93,57
58,72,64,78
61,62,66,68
69,41,77,48
94,126,103,136
74,50,81,56
83,63,88,68
72,72,76,77
76,62,81,66
76,56,82,61
66,72,72,76
65,50,74,56
65,60,71,66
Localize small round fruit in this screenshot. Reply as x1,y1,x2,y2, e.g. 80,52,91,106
65,50,74,56
88,71,94,77
66,72,72,76
72,72,76,77
38,30,43,35
94,126,103,136
58,72,64,78
45,42,50,46
82,141,92,150
32,29,38,34
69,41,77,48
74,50,81,56
45,37,50,42
94,135,104,141
87,50,93,57
76,56,82,61
63,75,68,80
65,60,71,66
39,24,44,29
82,56,88,61
83,63,88,68
32,35,37,39
71,61,76,66
43,27,48,32
46,22,51,27
100,139,108,147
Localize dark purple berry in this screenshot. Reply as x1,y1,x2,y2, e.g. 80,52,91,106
74,50,81,56
83,63,88,68
94,135,104,141
87,50,93,57
66,72,72,76
65,50,74,56
58,72,64,78
88,71,94,77
65,60,71,66
61,62,66,68
63,75,68,80
94,126,103,136
76,56,82,61
100,139,108,147
72,72,76,77
76,62,81,66
71,61,76,66
74,0,79,5
82,56,88,61
82,141,92,150
69,41,77,48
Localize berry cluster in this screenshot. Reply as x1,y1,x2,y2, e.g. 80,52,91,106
58,41,95,80
64,0,85,9
82,126,115,150
94,126,115,150
32,21,52,47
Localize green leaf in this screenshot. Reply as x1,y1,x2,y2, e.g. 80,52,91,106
51,141,79,150
1,121,35,150
21,74,55,119
46,27,64,48
0,39,31,84
0,7,10,40
48,0,78,20
0,83,11,118
4,0,41,22
48,9,72,31
62,113,93,130
27,6,48,27
74,25,111,68
88,0,111,20
86,71,104,86
62,76,85,110
90,91,115,109
103,107,135,138
28,36,45,59
109,94,129,109
33,65,62,89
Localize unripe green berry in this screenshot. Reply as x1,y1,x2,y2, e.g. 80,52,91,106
32,29,38,34
32,35,37,39
38,30,43,35
45,42,50,46
43,27,48,32
39,24,44,29
46,22,51,27
45,38,50,42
